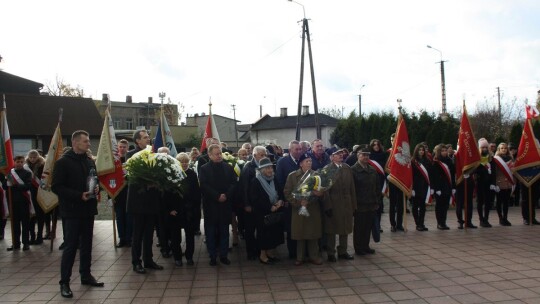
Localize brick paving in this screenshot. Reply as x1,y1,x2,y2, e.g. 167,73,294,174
1,206,540,303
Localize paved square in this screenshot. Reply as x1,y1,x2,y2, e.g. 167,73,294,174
1,206,540,303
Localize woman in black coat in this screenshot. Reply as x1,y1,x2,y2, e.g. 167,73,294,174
430,144,455,230
411,143,431,231
168,153,201,267
249,158,284,264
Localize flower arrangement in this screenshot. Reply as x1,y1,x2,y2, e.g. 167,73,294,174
292,165,339,216
222,152,244,176
124,146,186,195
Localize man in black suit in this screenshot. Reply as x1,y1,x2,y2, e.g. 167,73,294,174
126,130,164,274
199,144,237,266
52,130,104,298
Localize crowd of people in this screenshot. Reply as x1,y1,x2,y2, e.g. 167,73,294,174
1,129,539,298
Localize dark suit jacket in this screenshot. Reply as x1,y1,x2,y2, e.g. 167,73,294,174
199,161,237,225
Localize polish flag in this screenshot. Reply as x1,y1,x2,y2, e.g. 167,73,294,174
0,95,14,175
200,112,221,152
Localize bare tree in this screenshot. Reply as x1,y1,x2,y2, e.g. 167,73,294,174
470,96,525,142
44,75,86,97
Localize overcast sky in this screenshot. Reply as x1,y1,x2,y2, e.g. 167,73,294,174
2,0,539,124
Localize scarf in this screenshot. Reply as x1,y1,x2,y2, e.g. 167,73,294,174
256,171,278,205
480,155,490,166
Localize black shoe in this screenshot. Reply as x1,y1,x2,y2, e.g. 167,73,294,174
416,226,423,231
34,238,43,245
458,223,464,229
174,260,183,267
327,255,337,262
504,219,512,226
365,248,376,254
59,243,66,250
186,259,194,266
144,261,164,270
7,245,20,251
390,226,397,232
60,283,73,298
259,257,274,265
23,244,30,251
220,257,231,265
355,251,366,256
133,264,146,274
524,220,530,225
480,221,492,228
396,226,405,231
81,275,104,287
422,226,429,231
532,219,540,225
209,258,217,266
338,253,354,260
115,241,126,248
466,224,477,229
161,252,171,258
29,239,36,245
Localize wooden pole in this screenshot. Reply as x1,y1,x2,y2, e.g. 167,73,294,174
403,192,407,232
8,187,15,248
529,186,533,226
464,178,468,230
112,199,117,248
50,208,57,252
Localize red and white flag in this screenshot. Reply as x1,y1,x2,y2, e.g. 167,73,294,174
386,114,413,196
200,111,221,151
0,95,14,175
96,109,126,198
455,103,481,185
526,104,540,120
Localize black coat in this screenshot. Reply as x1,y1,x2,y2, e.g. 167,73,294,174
126,183,161,215
166,168,201,226
249,176,284,250
51,149,97,218
431,157,455,196
238,160,258,207
9,168,32,204
199,161,237,225
412,159,430,201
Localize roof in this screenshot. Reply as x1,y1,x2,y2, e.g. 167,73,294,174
0,71,43,95
4,94,103,137
250,113,339,131
186,113,240,123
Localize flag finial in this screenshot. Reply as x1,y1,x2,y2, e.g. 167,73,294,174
58,108,63,123
209,97,212,114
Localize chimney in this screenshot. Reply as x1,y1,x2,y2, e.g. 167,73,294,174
126,95,132,103
280,107,288,118
102,93,109,103
148,97,153,104
302,105,309,116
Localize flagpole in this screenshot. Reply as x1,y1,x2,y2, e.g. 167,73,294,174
50,108,63,252
112,199,117,248
8,187,15,248
403,193,407,232
464,178,468,230
529,186,533,226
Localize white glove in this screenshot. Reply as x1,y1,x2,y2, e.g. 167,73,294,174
430,189,435,195
452,189,456,195
436,191,442,196
495,186,500,193
463,174,470,179
490,185,496,191
411,190,416,197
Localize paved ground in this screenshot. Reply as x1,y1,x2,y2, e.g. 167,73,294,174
1,206,540,304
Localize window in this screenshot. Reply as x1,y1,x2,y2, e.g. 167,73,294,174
126,118,133,130
113,119,121,129
138,118,146,128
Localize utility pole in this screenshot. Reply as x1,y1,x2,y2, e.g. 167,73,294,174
427,45,448,120
231,104,239,149
289,0,321,140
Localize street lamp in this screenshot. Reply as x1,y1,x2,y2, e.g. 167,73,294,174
427,45,448,119
288,0,306,19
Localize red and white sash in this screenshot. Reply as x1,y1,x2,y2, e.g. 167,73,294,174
414,161,431,205
8,168,36,216
493,155,515,185
437,160,455,206
368,159,387,194
23,164,41,189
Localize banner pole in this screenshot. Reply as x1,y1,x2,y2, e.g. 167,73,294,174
8,187,15,248
112,199,117,248
529,186,533,226
403,192,407,232
464,178,468,230
50,208,57,252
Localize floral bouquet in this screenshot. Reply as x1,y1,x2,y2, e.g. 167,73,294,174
292,165,339,217
222,152,245,177
124,146,186,195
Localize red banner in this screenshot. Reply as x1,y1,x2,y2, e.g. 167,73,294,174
455,104,481,185
512,118,540,187
200,112,221,151
386,115,413,196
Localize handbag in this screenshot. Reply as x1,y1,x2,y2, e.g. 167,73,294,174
264,211,283,226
